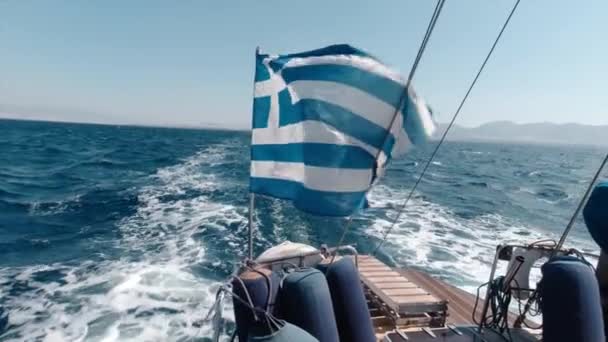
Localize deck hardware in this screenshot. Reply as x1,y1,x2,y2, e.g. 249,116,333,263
422,327,436,338
447,324,463,335
395,329,409,340
467,327,489,342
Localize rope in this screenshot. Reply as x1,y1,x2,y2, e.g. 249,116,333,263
406,0,446,87
373,0,523,256
231,276,259,321
515,152,608,326
327,0,447,269
554,152,608,253
205,280,283,339
472,277,514,341
248,267,274,312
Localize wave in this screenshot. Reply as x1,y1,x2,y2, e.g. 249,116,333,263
79,159,130,169
41,146,72,155
516,185,570,204
365,184,597,293
0,144,245,341
514,170,549,178
27,195,83,216
1,125,603,341
536,187,569,202
0,187,23,200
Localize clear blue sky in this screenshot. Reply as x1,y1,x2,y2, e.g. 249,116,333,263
1,0,606,128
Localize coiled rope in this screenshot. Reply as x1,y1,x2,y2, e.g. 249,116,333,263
203,267,280,342
472,277,516,341
515,152,608,326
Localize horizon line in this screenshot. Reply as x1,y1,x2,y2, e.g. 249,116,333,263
2,113,608,131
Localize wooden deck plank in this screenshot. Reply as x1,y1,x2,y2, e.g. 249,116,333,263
398,269,479,325
359,271,403,279
360,256,446,316
359,263,387,268
385,328,539,342
360,268,398,273
359,258,389,264
360,256,538,340
370,282,418,289
364,276,410,283
360,270,401,277
396,269,529,326
392,294,439,304
359,256,541,340
383,288,428,296
359,264,392,271
359,257,386,265
359,268,393,274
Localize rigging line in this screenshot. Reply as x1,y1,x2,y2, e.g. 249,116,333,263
514,152,608,327
554,152,608,253
373,0,523,256
406,0,446,86
326,0,447,268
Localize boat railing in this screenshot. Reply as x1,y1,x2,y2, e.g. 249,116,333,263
478,242,595,333
253,244,359,269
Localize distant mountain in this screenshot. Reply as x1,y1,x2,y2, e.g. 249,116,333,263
437,121,607,147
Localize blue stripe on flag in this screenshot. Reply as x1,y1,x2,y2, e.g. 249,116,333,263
266,44,373,73
281,64,403,106
250,177,367,217
250,44,435,217
252,96,271,129
274,90,395,157
255,54,271,82
251,143,375,169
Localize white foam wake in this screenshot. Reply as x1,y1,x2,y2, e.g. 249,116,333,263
366,184,598,293
0,144,244,341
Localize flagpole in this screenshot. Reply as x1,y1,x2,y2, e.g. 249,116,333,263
248,193,255,260
247,46,260,261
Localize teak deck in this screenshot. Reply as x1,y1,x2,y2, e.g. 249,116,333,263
398,268,528,326
358,256,447,317
397,268,480,326
358,255,539,341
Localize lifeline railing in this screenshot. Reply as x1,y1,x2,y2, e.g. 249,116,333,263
476,242,598,334
251,244,359,269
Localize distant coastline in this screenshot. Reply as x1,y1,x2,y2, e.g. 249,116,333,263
437,121,607,147
1,115,606,147
0,116,248,132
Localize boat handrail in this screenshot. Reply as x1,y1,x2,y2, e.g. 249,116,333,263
254,245,359,268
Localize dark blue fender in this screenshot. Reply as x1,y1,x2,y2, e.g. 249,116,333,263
540,256,605,342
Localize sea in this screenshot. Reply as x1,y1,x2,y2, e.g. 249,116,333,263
0,119,605,341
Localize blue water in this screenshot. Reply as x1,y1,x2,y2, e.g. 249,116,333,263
0,119,604,341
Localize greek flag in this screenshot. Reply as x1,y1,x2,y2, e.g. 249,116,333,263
250,44,435,216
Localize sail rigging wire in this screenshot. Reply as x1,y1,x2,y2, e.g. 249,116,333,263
326,0,447,267
405,0,446,87
553,152,608,254
372,0,523,256
514,152,608,327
